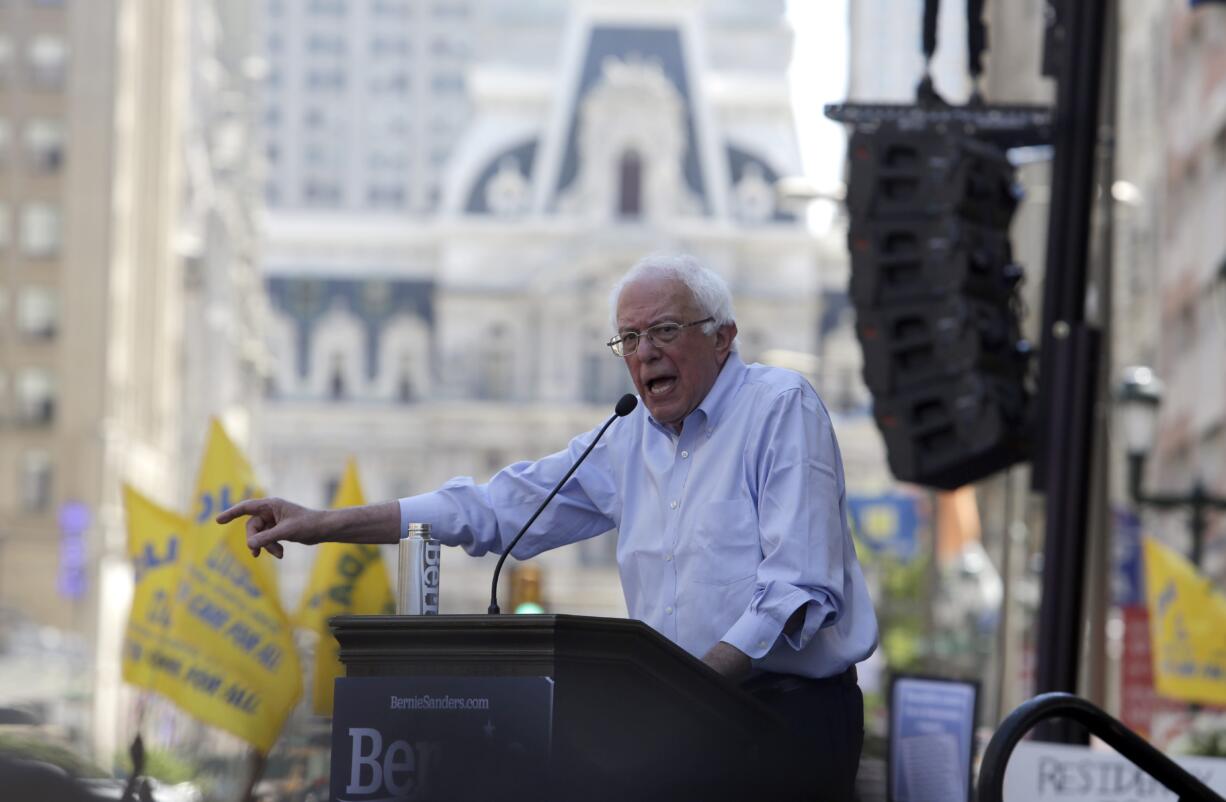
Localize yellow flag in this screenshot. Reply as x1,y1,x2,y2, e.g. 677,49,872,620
163,418,303,753
121,485,193,692
295,458,394,715
1143,536,1226,706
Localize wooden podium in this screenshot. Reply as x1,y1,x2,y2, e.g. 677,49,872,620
329,614,812,802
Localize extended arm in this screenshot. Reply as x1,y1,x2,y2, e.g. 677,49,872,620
219,423,620,560
217,498,401,558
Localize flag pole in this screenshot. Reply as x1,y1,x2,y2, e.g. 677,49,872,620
241,747,268,802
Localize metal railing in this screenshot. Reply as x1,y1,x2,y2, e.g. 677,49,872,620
977,692,1224,802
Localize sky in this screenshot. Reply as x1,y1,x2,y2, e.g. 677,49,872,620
785,0,850,231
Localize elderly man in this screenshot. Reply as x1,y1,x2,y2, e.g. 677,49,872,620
220,252,877,800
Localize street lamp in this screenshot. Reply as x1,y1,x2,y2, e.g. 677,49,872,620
1117,366,1226,567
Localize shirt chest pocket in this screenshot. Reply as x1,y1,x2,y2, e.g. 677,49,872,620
678,499,761,586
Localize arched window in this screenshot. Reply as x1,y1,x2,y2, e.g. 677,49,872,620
479,323,513,400
329,352,345,399
396,354,413,402
617,150,642,218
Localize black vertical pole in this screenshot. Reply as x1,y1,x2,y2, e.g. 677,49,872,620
1190,486,1207,568
1031,0,1110,743
1035,327,1100,743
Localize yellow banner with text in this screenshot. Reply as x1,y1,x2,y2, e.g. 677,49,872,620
1144,536,1226,707
295,458,394,715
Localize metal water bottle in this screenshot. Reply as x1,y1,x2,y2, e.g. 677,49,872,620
398,522,440,615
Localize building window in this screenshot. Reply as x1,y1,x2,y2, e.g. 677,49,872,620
21,203,61,257
303,180,342,206
366,185,405,207
308,0,345,14
432,2,469,18
430,73,465,93
304,144,333,167
582,334,635,405
16,368,55,425
307,35,346,56
24,118,65,172
431,38,468,59
0,37,14,84
322,476,340,506
618,150,643,218
478,324,512,400
834,367,858,414
17,286,58,339
374,0,410,16
303,107,326,129
367,151,407,172
27,36,68,90
386,116,410,136
329,353,345,399
371,37,411,57
396,355,414,403
0,118,10,164
371,73,410,95
429,146,450,167
306,69,346,91
21,449,54,513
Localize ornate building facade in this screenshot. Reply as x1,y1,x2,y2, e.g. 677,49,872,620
260,0,878,616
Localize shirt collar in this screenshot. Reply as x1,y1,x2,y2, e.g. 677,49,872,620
692,350,747,433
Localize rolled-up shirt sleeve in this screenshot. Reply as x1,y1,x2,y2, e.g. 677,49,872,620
398,425,620,558
720,387,849,660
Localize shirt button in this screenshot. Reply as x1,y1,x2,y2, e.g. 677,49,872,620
664,553,672,562
666,606,674,615
680,450,689,459
670,500,678,510
706,428,713,436
758,641,768,649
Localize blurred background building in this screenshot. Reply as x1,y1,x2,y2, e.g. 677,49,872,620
1118,2,1226,580
0,0,264,768
0,0,191,764
256,0,881,620
0,0,1223,792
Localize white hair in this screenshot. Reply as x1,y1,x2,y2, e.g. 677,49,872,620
608,252,736,341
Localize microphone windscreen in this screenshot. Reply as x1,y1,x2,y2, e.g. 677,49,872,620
615,393,638,417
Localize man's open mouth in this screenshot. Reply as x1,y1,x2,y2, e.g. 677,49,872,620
646,377,677,396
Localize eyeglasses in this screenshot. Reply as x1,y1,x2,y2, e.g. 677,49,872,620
606,317,714,357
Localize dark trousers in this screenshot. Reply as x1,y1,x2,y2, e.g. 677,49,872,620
743,667,864,802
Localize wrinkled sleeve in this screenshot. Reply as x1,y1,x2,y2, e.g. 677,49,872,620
397,424,619,558
720,387,848,659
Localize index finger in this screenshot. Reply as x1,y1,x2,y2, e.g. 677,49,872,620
216,498,267,525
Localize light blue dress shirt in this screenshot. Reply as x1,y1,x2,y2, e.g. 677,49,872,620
398,352,878,678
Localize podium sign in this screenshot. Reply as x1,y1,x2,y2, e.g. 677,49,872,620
330,675,554,801
328,614,811,801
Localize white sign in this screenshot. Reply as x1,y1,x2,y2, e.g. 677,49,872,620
890,676,978,802
1001,741,1226,801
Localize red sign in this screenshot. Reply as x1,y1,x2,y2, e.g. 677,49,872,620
1119,605,1187,737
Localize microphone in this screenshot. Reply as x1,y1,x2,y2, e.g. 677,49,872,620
488,393,637,614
